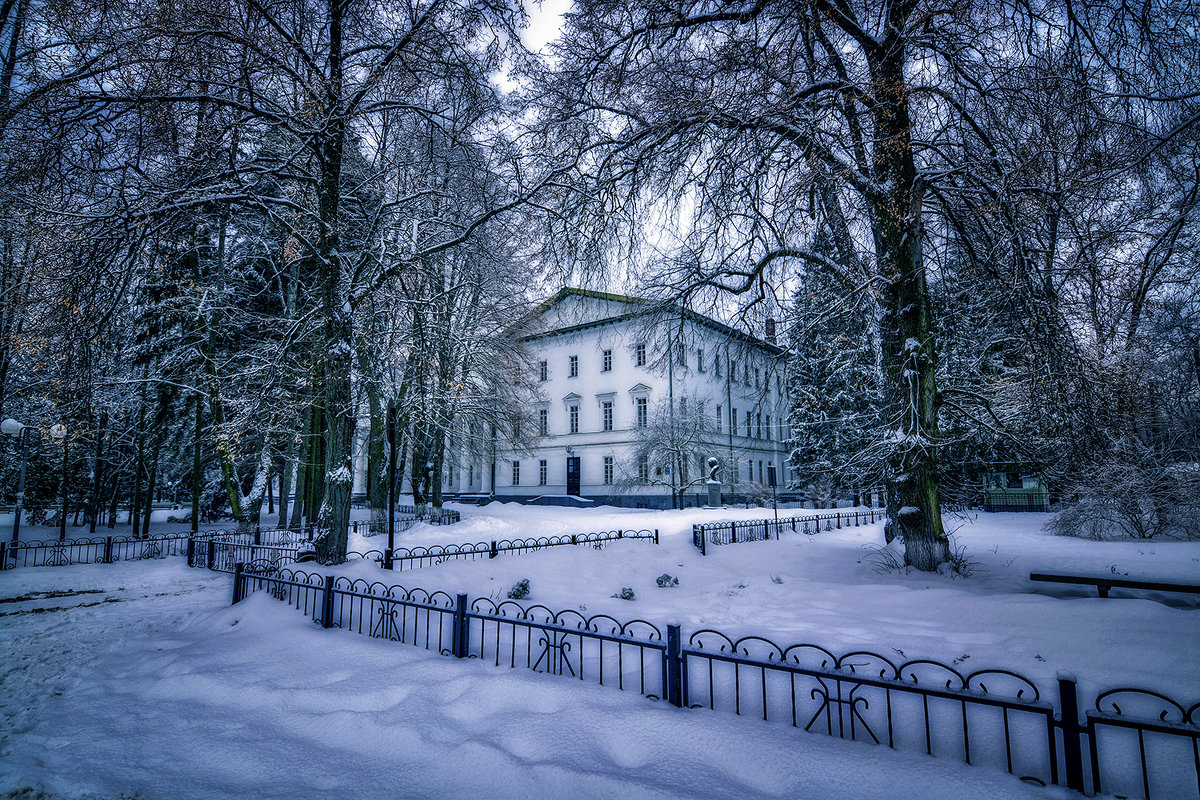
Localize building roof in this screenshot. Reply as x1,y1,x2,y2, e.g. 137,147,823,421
521,287,785,356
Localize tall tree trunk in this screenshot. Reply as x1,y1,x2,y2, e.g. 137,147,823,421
191,399,202,532
872,12,948,569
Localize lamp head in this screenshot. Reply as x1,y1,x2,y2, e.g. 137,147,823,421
49,423,67,441
1,418,25,436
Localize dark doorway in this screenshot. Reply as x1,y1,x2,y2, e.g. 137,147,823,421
566,457,581,496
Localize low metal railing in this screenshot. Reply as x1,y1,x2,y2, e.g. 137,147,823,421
234,566,1199,800
691,510,882,554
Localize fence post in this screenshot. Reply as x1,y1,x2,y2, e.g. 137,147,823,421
206,540,216,571
1058,673,1086,792
103,536,114,564
452,593,469,658
0,541,7,569
320,575,336,629
232,562,245,604
654,528,659,545
254,527,261,545
618,529,623,539
384,548,393,571
664,624,683,708
187,537,195,567
836,513,842,529
571,534,577,546
731,521,738,544
489,540,498,559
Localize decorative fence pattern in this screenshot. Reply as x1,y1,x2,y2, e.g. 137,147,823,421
0,528,238,569
192,529,659,574
692,510,882,554
349,507,462,537
234,566,1199,800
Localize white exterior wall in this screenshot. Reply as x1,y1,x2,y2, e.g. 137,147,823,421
469,295,790,506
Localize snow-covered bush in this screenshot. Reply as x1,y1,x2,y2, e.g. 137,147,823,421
1047,441,1200,540
506,579,531,600
611,587,636,600
655,574,679,588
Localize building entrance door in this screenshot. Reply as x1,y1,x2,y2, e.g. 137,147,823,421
566,457,581,496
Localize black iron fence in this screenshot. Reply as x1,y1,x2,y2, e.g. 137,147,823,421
692,510,882,554
192,529,659,574
0,528,241,569
234,566,1199,800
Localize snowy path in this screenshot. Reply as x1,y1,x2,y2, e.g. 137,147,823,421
0,561,1067,800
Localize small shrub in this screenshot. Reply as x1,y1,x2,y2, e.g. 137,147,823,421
862,543,906,574
769,574,783,584
506,578,530,600
611,587,636,600
944,538,984,579
656,573,679,588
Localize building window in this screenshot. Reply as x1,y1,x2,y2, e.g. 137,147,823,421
744,363,751,385
569,405,579,434
538,360,547,382
636,397,648,428
756,412,762,439
744,410,752,436
569,355,578,377
638,457,649,483
758,460,764,483
677,343,686,367
635,343,646,366
731,407,738,436
602,349,612,372
539,459,547,486
604,456,614,485
538,408,548,437
697,349,705,372
715,355,722,378
680,397,687,415
766,415,771,441
602,400,613,431
512,461,520,486
716,404,722,433
748,462,753,483
469,464,474,485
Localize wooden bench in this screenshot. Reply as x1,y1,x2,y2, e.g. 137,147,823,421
1030,572,1200,599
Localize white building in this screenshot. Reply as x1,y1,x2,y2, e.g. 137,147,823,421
441,288,791,508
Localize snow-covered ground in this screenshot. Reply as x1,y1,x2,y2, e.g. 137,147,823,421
2,503,1196,799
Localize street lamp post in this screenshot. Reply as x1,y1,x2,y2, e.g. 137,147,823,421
2,418,32,550
50,424,67,541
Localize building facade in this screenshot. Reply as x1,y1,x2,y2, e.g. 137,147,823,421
437,288,791,508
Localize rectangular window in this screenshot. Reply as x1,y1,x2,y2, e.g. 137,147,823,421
697,349,705,372
636,397,648,428
638,457,649,483
538,408,548,437
716,405,722,433
602,400,613,431
569,355,578,377
539,459,547,486
602,349,612,372
756,412,762,439
511,461,520,486
603,456,614,485
748,462,754,482
766,415,771,441
744,411,752,436
715,355,722,377
635,343,646,366
758,460,764,483
569,405,579,434
744,363,751,385
731,407,738,436
680,397,687,415
538,360,547,382
697,400,705,418
677,343,687,367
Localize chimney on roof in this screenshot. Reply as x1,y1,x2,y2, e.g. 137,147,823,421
765,318,777,345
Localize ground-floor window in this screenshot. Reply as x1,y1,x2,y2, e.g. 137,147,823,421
538,459,547,486
603,456,614,485
511,460,520,486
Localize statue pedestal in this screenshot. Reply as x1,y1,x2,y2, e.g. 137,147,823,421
705,480,722,508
